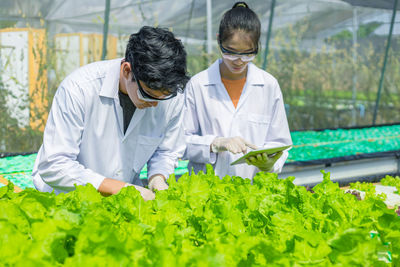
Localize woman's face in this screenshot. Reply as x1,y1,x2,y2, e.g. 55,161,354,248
219,31,257,75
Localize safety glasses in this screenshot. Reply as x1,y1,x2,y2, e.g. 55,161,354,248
133,72,176,102
219,42,258,62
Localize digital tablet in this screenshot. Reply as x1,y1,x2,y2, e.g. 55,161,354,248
230,145,292,166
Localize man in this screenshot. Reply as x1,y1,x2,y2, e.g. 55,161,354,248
32,26,190,200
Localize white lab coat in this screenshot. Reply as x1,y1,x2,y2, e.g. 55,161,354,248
32,59,185,194
183,59,292,179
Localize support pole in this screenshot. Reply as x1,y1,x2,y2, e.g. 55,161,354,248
373,0,398,125
262,0,276,70
101,0,111,60
185,0,196,45
351,7,358,126
206,0,212,64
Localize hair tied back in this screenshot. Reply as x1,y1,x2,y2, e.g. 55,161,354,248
233,2,249,9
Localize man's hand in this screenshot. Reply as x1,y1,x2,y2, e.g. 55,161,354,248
211,137,258,154
148,174,168,191
98,178,127,196
245,151,283,172
125,183,155,201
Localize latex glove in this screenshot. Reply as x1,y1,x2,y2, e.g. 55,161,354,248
148,174,168,191
125,183,155,201
211,137,258,154
245,151,283,172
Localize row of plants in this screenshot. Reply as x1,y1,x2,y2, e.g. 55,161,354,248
2,123,400,191
351,175,400,197
0,168,399,265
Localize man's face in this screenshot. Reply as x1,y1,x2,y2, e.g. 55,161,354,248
120,62,173,109
125,73,159,109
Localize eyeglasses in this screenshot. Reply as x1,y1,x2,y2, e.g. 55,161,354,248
133,72,176,102
219,42,258,62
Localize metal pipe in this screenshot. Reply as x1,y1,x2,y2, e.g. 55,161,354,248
279,157,399,186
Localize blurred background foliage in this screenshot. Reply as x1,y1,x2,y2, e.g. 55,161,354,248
0,0,399,153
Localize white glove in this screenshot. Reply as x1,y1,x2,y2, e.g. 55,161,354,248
245,151,283,172
124,183,155,201
211,137,258,154
148,174,168,191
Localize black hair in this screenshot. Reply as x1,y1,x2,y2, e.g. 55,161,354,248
125,26,190,94
218,2,261,49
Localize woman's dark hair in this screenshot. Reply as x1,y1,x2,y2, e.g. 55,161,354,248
218,2,261,49
125,26,190,94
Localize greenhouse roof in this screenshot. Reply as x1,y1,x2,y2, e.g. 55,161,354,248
1,0,398,40
342,0,400,10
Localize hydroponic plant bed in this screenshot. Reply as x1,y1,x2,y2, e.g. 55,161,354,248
1,124,400,189
288,124,400,164
0,169,398,265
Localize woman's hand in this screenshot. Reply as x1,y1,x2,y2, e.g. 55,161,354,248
211,136,258,154
245,151,283,172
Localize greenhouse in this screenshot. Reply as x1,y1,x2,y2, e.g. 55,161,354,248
1,0,400,265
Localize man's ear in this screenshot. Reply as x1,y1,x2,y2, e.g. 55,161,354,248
121,62,132,79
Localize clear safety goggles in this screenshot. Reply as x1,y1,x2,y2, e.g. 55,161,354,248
133,72,176,102
219,43,258,62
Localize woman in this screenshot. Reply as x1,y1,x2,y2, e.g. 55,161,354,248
183,2,292,179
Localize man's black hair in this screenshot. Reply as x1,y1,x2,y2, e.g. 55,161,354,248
218,2,261,49
125,26,190,94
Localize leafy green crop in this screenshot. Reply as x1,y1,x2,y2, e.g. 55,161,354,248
0,168,399,266
350,180,378,198
381,176,400,195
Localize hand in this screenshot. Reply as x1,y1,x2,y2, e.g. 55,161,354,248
125,183,155,201
211,137,258,154
245,151,283,172
148,174,168,191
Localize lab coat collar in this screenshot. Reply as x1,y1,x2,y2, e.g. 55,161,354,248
206,60,223,85
246,62,265,85
99,59,122,99
205,59,265,85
